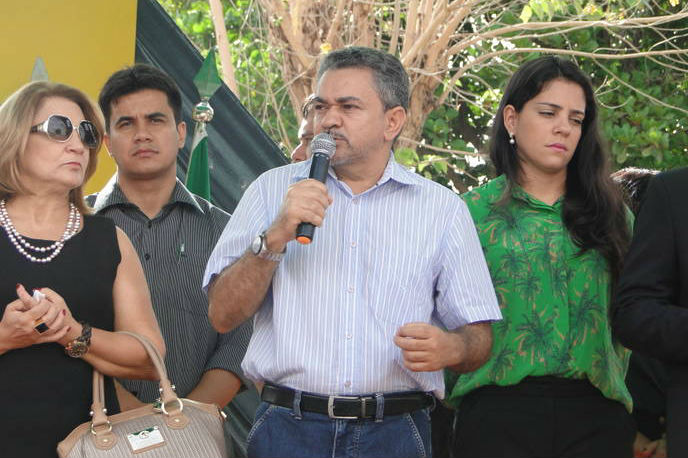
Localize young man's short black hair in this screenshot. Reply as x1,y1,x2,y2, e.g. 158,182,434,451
98,64,182,131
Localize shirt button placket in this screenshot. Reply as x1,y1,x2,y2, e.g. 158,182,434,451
345,196,360,394
142,218,152,261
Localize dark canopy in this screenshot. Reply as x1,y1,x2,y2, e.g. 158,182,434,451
135,0,287,213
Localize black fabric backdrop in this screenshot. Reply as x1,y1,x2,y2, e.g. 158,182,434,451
135,0,288,213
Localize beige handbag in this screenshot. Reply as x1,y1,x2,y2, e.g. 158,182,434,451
57,332,228,458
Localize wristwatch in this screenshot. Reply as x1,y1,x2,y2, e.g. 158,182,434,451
251,231,285,262
65,322,92,358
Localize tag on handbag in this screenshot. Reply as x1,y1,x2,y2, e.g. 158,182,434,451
126,426,165,453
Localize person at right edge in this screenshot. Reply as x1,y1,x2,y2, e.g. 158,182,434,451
612,167,667,458
448,56,635,458
613,164,688,457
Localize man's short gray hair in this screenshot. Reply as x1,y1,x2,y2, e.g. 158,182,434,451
317,47,409,112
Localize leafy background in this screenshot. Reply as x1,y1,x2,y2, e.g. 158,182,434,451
160,0,688,191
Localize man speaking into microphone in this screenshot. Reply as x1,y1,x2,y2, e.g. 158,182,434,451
203,47,501,458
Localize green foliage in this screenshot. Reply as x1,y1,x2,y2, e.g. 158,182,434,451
547,4,688,171
158,0,295,154
412,0,688,189
161,0,688,186
597,61,688,170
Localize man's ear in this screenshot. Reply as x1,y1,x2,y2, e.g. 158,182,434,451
384,106,407,143
103,133,113,157
503,104,518,134
177,121,187,148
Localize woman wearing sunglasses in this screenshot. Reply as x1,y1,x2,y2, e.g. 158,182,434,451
447,56,634,457
0,81,164,457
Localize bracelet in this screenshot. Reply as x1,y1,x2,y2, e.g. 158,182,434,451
65,322,92,358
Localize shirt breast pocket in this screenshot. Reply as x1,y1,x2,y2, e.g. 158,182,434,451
370,266,434,329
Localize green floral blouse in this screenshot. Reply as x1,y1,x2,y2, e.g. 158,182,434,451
446,175,632,411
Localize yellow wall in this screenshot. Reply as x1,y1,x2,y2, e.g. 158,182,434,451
0,0,137,193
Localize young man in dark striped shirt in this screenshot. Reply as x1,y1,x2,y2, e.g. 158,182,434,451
89,64,255,456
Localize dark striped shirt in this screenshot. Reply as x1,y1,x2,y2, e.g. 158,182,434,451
90,177,251,402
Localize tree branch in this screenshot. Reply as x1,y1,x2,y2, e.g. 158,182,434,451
325,0,347,47
438,46,688,106
388,0,402,53
447,11,688,56
594,59,688,115
400,136,485,157
208,0,239,94
400,0,420,61
401,5,452,67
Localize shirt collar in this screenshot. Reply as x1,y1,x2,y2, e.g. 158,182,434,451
494,174,562,210
291,159,312,181
291,151,421,187
91,175,205,214
378,152,421,187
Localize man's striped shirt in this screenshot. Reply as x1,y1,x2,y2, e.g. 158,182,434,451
204,155,501,398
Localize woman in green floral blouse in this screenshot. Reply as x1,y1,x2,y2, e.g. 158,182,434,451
448,56,634,458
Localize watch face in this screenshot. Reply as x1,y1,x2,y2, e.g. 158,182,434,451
251,234,263,255
67,341,89,358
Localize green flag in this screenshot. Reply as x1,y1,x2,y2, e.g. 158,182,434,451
185,121,210,200
193,52,222,99
186,51,222,200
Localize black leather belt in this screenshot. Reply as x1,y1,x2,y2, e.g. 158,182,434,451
261,383,434,419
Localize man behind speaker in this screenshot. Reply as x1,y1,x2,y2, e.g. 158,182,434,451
290,94,315,163
203,47,501,457
89,64,254,456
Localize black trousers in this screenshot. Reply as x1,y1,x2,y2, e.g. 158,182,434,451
452,377,635,458
431,400,455,458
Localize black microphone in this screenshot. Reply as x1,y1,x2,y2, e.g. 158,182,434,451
295,132,336,244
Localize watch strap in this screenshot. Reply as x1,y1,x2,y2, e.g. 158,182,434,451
256,231,285,262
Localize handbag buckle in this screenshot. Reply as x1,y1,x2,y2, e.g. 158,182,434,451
90,420,113,435
161,398,184,415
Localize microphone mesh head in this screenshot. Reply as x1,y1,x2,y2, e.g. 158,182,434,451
310,133,336,158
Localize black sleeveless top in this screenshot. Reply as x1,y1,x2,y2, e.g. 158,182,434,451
0,214,121,457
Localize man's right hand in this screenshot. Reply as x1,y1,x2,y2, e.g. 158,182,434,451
209,179,332,333
265,179,332,252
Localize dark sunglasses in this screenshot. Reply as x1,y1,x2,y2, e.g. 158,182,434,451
29,114,100,149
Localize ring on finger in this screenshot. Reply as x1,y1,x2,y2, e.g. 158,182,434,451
33,319,49,334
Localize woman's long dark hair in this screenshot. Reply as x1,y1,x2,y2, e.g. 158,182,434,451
489,55,630,290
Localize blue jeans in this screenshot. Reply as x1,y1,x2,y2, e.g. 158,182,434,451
246,401,432,458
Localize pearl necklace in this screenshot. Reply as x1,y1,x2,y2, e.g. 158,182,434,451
0,199,81,263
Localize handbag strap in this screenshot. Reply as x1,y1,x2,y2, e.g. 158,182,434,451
118,331,179,408
90,332,185,431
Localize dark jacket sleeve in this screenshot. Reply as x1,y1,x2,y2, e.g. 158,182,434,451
613,171,688,363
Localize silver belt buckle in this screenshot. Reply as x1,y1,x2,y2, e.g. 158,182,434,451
327,395,360,419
